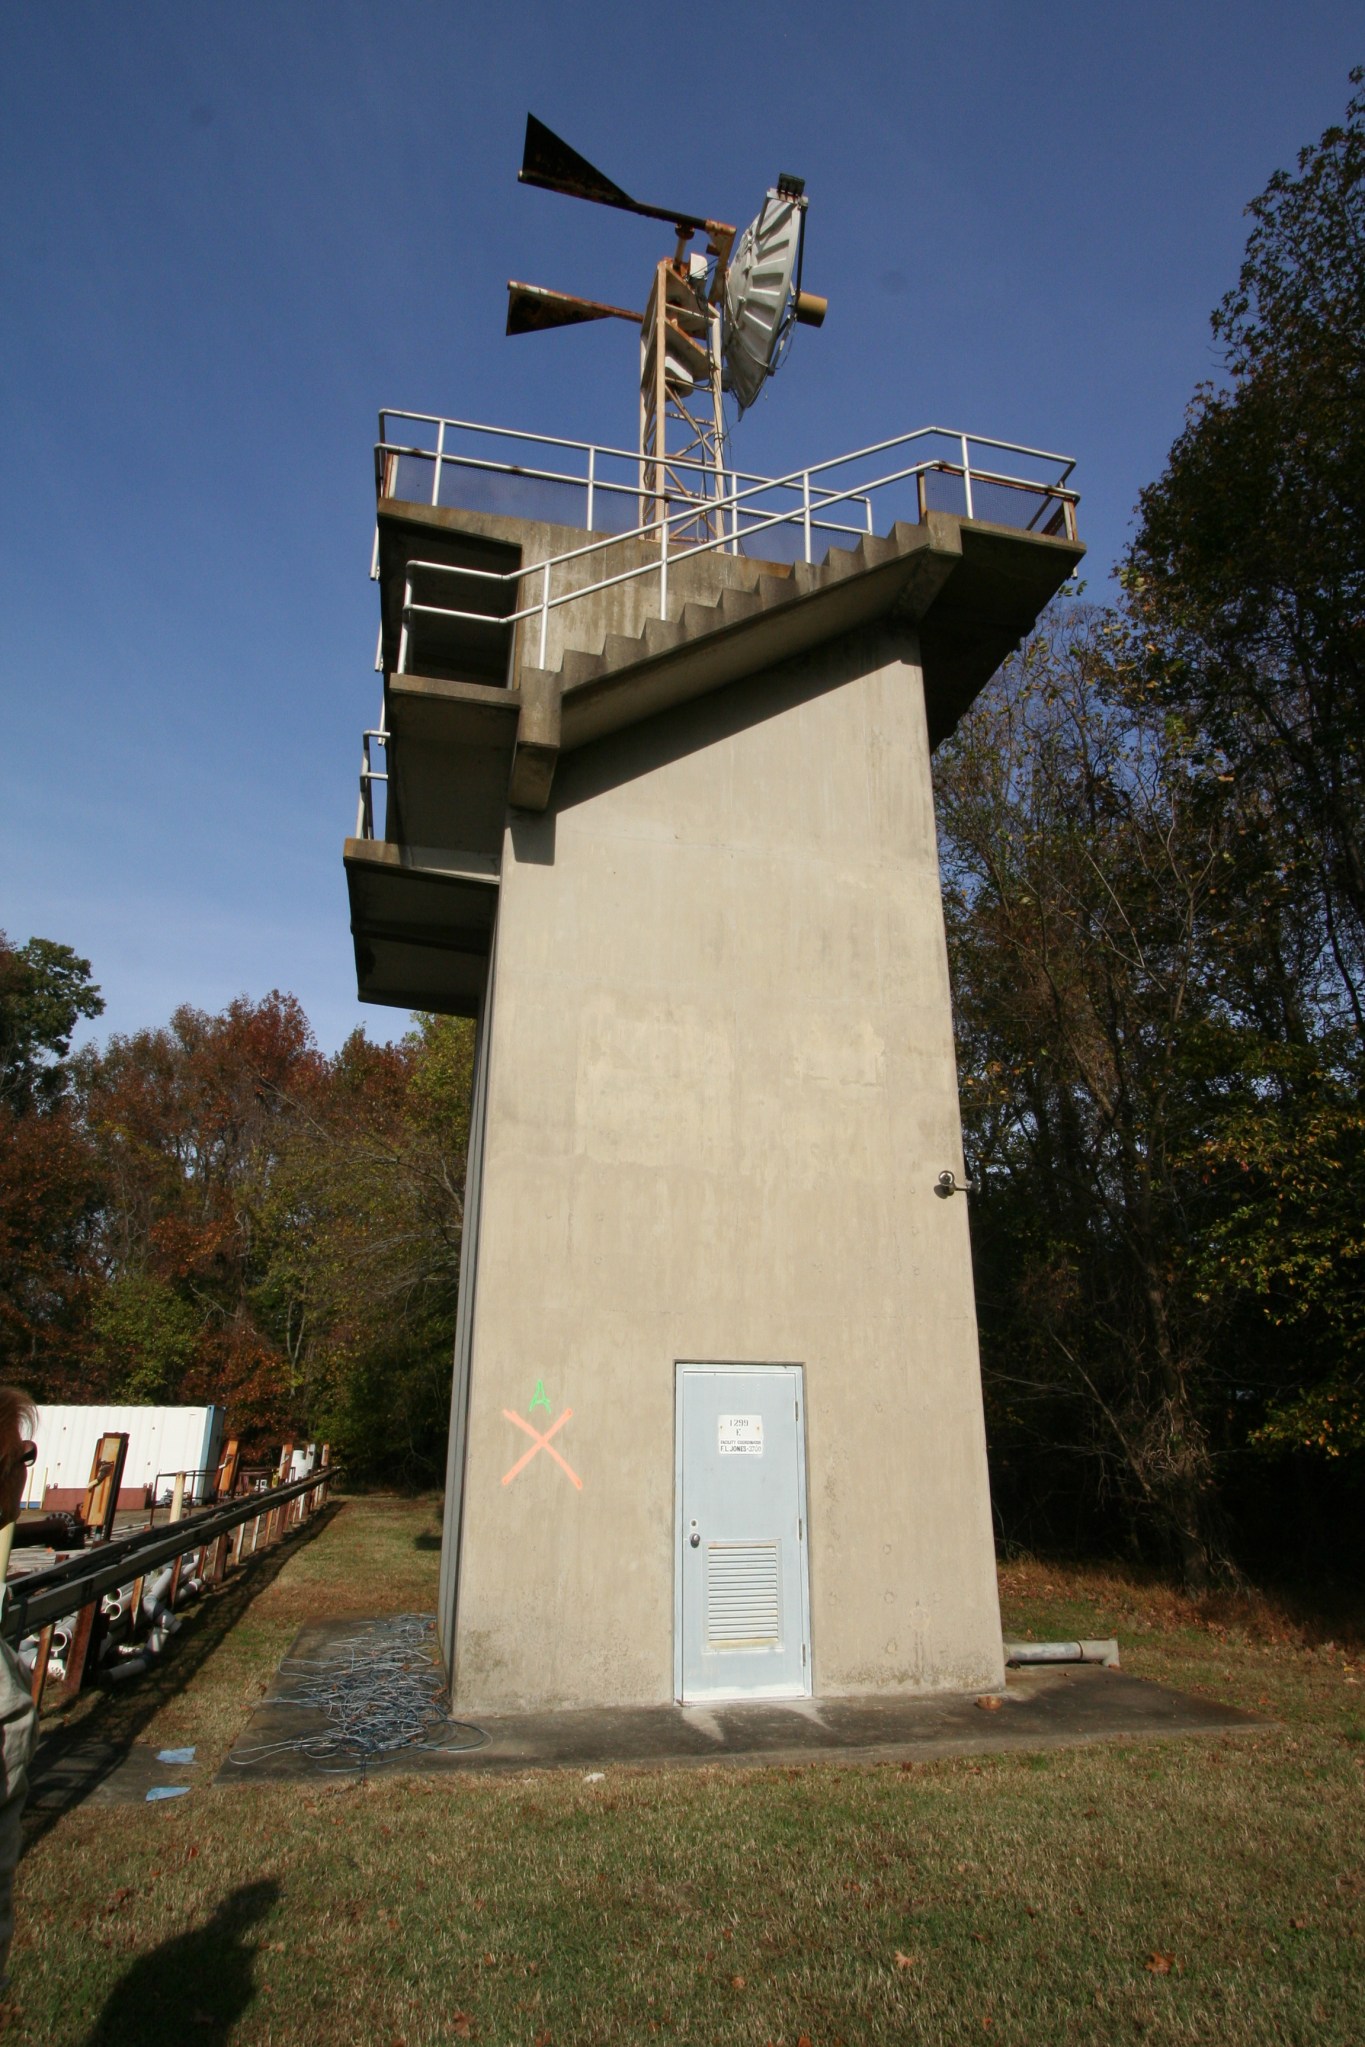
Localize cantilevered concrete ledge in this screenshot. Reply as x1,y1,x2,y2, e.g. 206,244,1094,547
344,837,498,1017
348,498,1082,1008
378,501,1080,814
373,498,1081,816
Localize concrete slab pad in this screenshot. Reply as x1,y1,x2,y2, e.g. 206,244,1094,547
216,1615,1263,1785
28,1737,202,1810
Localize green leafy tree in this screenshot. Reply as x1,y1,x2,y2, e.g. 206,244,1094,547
1192,1074,1365,1461
0,933,104,1385
0,932,104,1113
938,608,1329,1583
1126,70,1365,1020
250,1015,474,1482
90,1269,201,1403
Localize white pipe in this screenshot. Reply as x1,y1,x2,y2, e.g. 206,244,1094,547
1004,1638,1120,1669
106,1652,153,1682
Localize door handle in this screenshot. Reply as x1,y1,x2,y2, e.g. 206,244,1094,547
689,1532,700,1548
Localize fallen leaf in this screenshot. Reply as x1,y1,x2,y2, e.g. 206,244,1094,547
895,1951,916,1970
1145,1952,1174,1974
797,2036,814,2047
731,1975,746,1990
975,1695,1003,1712
452,2016,475,2040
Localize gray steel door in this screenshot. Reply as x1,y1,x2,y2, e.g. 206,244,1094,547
676,1363,810,1702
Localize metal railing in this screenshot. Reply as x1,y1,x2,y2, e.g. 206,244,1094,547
374,413,1078,670
375,411,877,565
356,727,388,839
4,1460,338,1708
356,414,1079,838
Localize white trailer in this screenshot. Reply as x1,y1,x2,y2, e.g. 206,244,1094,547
27,1405,226,1514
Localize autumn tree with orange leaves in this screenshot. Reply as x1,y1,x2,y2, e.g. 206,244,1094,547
1,940,471,1482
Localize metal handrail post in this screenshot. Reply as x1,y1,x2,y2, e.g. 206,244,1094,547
660,503,669,618
586,444,596,532
961,434,975,521
398,576,412,674
538,562,551,668
802,471,812,564
432,418,446,508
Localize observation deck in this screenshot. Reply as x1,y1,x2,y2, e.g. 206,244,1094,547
345,415,1083,1015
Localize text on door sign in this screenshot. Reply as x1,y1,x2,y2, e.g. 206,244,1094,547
718,1415,764,1456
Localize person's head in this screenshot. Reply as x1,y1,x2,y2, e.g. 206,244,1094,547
0,1387,38,1530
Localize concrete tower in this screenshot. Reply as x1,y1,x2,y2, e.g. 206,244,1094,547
345,421,1081,1710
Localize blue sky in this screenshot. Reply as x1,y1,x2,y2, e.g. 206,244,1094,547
3,2,1360,1053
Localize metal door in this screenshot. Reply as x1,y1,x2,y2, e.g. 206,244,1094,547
675,1363,810,1702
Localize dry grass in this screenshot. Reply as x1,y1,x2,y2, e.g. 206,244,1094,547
6,1501,1363,2046
997,1554,1365,1743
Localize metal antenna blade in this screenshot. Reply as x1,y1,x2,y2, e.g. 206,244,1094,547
519,115,638,212
506,282,642,336
518,113,722,239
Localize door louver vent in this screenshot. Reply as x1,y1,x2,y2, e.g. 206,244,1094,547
705,1541,780,1650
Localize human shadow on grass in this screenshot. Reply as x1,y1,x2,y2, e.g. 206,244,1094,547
21,1505,343,1849
80,1879,279,2046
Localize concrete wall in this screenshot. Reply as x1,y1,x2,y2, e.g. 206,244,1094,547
445,620,1003,1710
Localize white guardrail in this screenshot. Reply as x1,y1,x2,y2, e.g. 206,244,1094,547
355,413,1079,837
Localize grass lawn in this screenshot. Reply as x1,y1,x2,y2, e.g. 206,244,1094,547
7,1496,1362,2045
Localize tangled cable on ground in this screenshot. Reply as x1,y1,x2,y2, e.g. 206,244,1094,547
229,1612,488,1772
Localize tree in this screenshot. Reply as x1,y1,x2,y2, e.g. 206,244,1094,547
75,993,324,1436
0,1101,101,1388
0,932,103,1113
251,1014,474,1482
1126,71,1365,1024
0,933,104,1386
937,608,1330,1583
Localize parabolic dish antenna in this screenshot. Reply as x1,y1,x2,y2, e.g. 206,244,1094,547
722,177,825,413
